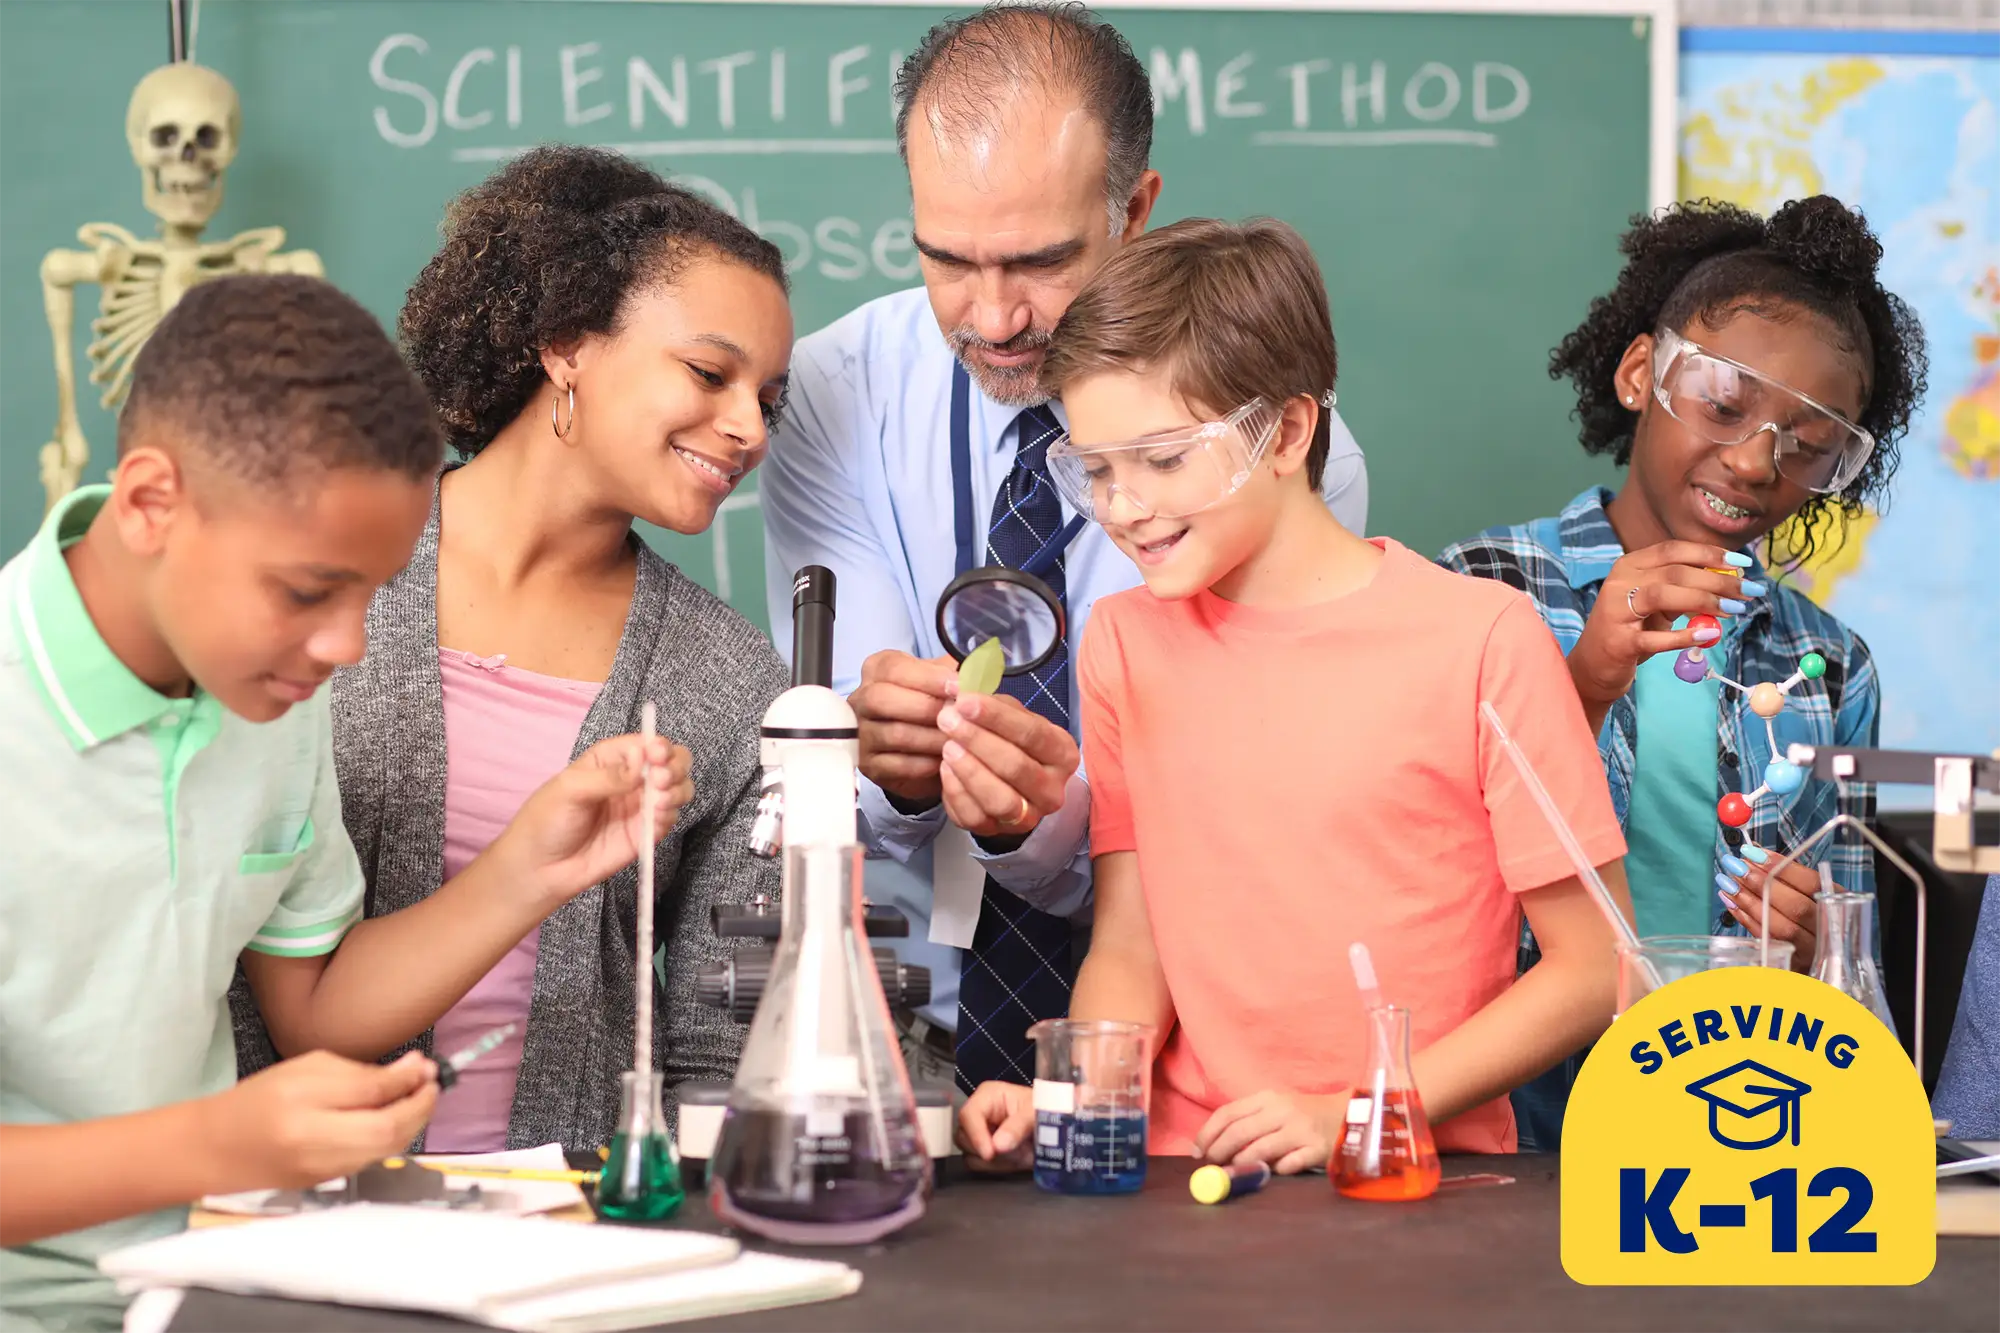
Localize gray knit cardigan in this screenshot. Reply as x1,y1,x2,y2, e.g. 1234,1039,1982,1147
230,490,785,1150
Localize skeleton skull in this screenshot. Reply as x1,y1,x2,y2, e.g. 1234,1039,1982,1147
125,63,240,231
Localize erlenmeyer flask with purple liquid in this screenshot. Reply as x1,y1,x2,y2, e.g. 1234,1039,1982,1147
708,675,930,1245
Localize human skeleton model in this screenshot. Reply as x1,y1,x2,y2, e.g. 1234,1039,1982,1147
38,61,322,511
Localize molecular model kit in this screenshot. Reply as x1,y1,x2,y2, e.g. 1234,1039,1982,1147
1674,612,1827,831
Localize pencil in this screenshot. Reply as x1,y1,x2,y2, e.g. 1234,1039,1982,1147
382,1152,596,1184
397,1160,600,1184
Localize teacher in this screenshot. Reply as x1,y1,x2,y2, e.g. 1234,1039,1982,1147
763,1,1368,1095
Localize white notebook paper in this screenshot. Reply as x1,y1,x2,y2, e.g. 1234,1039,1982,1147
487,1251,863,1332
101,1205,736,1309
101,1203,855,1332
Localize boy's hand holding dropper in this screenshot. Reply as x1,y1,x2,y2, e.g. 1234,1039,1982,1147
0,1051,438,1247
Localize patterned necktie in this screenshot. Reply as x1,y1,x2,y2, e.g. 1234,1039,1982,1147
955,404,1080,1093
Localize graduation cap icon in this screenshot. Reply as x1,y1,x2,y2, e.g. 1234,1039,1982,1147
1685,1060,1813,1151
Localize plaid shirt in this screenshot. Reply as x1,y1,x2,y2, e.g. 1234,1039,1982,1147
1438,487,1879,962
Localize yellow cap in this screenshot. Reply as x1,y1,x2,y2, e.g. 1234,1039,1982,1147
1190,1164,1232,1205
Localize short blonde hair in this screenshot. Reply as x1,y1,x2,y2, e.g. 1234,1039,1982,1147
1042,217,1339,486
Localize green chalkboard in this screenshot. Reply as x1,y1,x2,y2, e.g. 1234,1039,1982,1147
1,0,1656,632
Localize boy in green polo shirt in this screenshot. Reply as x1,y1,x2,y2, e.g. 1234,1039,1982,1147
0,276,690,1331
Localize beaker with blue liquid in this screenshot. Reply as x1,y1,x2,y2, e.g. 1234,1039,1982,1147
1027,1019,1155,1195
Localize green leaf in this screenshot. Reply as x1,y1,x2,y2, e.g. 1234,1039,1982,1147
957,635,1005,696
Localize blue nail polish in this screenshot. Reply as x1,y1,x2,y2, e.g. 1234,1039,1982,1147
1742,844,1769,864
1720,598,1748,614
1722,855,1748,877
1715,873,1739,898
1741,581,1768,597
1725,552,1754,568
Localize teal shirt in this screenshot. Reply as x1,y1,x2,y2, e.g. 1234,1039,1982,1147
1622,636,1723,939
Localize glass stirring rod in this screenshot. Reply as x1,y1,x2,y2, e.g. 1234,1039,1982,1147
635,700,657,1075
598,699,686,1221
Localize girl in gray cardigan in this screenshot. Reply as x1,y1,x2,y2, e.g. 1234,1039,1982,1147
233,147,793,1153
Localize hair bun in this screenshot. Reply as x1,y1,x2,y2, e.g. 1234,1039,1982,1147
1765,195,1882,294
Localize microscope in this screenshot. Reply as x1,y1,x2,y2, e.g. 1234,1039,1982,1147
700,565,932,1020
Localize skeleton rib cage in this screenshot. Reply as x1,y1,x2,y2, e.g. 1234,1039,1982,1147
78,222,290,413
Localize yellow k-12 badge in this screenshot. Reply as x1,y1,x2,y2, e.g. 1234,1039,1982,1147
1562,967,1934,1284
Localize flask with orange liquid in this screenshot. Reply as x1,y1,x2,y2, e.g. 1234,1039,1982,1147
1334,944,1440,1202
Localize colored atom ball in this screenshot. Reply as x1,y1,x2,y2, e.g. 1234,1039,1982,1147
1748,682,1786,718
1765,758,1806,796
1674,650,1709,684
1799,651,1827,680
1688,613,1722,638
1718,793,1754,828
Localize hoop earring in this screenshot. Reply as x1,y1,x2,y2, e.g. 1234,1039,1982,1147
551,383,576,440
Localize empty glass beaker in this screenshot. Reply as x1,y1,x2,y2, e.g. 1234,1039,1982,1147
1334,1005,1439,1202
1811,890,1896,1033
1028,1018,1154,1195
1616,935,1795,1016
709,844,930,1244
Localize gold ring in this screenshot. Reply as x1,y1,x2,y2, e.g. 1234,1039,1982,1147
998,795,1031,829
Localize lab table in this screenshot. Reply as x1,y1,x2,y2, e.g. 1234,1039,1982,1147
166,1155,1999,1332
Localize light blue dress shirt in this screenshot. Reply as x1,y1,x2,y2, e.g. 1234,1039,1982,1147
763,285,1369,1025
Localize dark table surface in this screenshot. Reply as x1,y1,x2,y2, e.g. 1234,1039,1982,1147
169,1156,1999,1332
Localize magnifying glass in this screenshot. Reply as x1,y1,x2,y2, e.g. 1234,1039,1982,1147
935,566,1065,679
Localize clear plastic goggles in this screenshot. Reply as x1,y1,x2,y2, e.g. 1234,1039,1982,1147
1045,399,1281,522
1651,327,1876,494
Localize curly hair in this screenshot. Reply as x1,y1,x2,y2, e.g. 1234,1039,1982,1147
1549,196,1927,567
400,145,788,455
123,273,442,487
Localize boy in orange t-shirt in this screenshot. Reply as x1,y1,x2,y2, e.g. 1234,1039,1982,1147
956,219,1633,1173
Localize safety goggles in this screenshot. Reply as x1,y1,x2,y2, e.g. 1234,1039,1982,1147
1651,327,1876,494
1045,399,1281,522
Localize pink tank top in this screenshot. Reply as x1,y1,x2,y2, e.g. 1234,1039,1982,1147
425,647,602,1152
